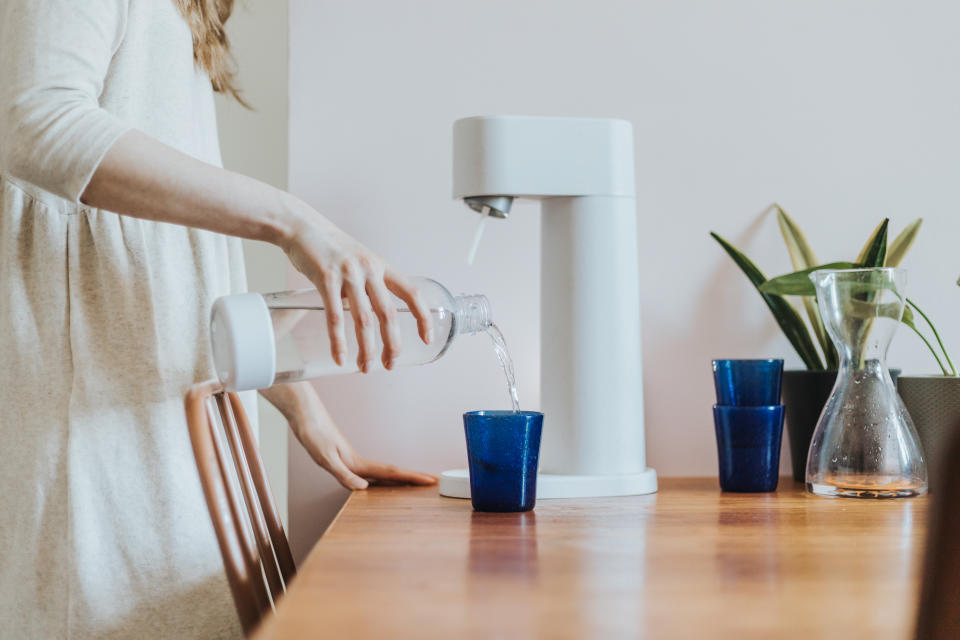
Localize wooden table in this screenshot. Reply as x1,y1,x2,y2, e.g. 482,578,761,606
254,478,929,639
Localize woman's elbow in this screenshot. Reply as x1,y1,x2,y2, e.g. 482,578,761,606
0,90,123,201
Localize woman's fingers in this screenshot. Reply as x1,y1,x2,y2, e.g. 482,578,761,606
323,450,369,490
352,456,439,486
297,433,368,490
384,269,433,345
343,276,377,373
316,270,348,366
366,279,401,369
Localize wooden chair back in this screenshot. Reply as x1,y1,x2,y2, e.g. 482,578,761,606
185,381,296,636
915,423,960,639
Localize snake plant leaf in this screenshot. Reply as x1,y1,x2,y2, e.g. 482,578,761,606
855,218,889,268
902,305,916,329
848,220,889,365
710,232,825,370
776,205,819,269
775,205,837,368
844,298,905,321
902,304,951,375
803,295,836,369
907,297,957,376
759,262,857,297
885,218,922,267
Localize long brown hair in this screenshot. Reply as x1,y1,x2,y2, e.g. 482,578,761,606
173,0,246,105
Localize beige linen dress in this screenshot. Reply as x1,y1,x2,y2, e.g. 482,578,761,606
0,0,248,637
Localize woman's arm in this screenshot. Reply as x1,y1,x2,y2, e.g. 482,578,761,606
259,381,437,490
83,130,293,245
83,130,433,371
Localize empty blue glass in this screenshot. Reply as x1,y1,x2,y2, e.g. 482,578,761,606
712,359,784,407
713,405,784,492
464,410,543,512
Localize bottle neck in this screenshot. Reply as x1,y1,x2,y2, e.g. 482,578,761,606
454,294,492,335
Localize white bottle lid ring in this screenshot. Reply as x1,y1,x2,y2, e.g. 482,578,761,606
210,293,277,391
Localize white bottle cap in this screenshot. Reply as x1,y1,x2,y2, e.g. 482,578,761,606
210,293,277,392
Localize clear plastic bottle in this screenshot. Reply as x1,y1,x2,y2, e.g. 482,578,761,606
210,277,492,391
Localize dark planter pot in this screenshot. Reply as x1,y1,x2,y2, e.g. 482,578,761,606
897,375,960,492
782,368,901,483
781,370,837,482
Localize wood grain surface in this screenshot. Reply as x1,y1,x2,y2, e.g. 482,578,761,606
253,478,928,639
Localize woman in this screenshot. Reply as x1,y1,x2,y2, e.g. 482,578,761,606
0,0,436,637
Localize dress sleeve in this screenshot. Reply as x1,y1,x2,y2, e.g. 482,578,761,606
0,0,132,203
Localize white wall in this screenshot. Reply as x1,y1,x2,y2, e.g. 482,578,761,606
287,0,960,557
216,0,290,524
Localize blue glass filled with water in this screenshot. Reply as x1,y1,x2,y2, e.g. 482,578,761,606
464,410,543,512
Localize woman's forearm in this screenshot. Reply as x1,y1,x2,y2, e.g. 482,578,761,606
81,129,314,248
258,381,317,424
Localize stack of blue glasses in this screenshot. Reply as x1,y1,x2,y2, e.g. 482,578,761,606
711,359,785,493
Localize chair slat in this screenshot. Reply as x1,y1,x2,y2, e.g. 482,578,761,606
229,392,297,586
186,382,298,637
216,394,286,602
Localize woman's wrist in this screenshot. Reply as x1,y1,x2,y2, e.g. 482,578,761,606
265,190,306,249
259,381,319,432
270,191,338,251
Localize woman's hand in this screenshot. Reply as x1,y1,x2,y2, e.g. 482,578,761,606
260,381,437,490
280,196,433,373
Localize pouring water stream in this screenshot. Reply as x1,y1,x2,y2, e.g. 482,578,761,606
486,324,520,413
465,208,520,412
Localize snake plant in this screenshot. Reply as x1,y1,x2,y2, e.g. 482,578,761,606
710,206,951,374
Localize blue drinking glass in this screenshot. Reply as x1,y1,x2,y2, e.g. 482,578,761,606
713,405,784,492
712,359,784,406
464,410,543,512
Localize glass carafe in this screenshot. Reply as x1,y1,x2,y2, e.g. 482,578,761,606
806,268,926,498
